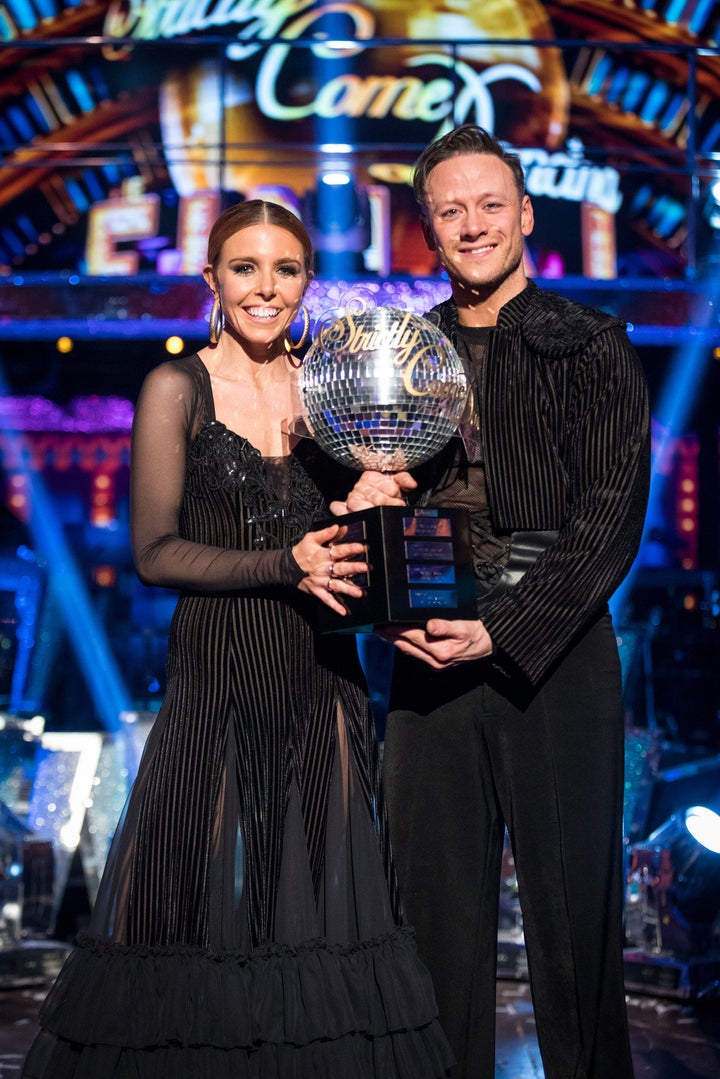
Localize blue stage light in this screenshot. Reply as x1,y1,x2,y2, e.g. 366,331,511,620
0,364,132,730
684,806,720,855
610,285,717,621
320,171,352,186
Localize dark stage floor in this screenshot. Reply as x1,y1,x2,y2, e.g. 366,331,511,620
1,975,719,1077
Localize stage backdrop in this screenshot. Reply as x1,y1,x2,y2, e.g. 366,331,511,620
0,0,719,283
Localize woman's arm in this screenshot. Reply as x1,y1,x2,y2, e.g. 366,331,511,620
130,363,303,591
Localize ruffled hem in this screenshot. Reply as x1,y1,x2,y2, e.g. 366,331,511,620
23,1026,454,1079
25,927,455,1078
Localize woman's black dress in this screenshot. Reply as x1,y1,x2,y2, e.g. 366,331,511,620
22,355,453,1078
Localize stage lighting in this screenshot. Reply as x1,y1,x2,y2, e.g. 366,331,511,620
302,174,371,276
165,335,184,355
704,179,720,231
685,805,720,854
624,805,720,997
651,807,720,928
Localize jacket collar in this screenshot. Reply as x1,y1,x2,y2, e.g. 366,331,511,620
432,280,537,340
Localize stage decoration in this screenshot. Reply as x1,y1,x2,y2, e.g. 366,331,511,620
0,0,717,291
0,397,133,475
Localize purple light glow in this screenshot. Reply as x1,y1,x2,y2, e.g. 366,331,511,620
0,396,134,432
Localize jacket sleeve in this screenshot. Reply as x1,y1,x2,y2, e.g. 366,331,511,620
130,362,305,592
479,325,650,685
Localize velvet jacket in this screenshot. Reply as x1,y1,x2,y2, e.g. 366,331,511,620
416,280,650,687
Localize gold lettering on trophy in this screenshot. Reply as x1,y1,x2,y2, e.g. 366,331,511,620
401,344,464,401
320,309,463,402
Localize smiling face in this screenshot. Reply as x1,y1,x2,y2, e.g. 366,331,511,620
421,153,534,319
203,222,310,355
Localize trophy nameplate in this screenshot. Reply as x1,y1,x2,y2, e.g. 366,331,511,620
317,505,475,633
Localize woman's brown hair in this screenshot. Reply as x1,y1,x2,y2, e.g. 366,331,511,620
206,199,314,276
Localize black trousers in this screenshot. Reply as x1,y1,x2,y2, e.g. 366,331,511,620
383,614,634,1079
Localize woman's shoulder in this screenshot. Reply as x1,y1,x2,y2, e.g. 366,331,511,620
140,353,207,397
135,356,214,441
146,352,203,381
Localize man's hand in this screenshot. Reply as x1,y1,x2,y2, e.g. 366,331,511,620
330,470,417,516
378,618,493,670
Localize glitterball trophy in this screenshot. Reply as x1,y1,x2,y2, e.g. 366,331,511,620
299,303,475,632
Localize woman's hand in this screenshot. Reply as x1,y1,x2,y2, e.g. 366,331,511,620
330,470,417,516
293,523,367,615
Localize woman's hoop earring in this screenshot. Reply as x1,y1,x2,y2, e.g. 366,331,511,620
284,304,311,365
209,297,224,345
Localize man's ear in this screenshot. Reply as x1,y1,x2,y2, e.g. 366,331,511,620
521,195,534,238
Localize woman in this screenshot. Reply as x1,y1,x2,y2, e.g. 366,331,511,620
22,200,454,1078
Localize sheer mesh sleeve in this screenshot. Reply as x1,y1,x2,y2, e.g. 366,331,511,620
130,362,304,592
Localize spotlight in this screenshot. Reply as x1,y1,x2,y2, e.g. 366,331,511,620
624,805,720,997
685,805,720,854
704,179,720,231
320,172,352,187
649,807,720,928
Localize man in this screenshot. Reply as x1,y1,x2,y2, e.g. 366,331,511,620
338,125,649,1078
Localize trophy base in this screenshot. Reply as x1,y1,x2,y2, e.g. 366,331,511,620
318,505,476,633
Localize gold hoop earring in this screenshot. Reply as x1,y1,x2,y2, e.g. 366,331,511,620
209,296,224,345
284,304,310,364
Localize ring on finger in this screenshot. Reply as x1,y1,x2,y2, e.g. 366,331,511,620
327,577,333,593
